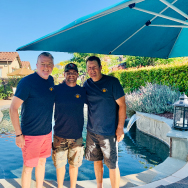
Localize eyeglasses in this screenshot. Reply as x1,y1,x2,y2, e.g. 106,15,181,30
66,72,78,76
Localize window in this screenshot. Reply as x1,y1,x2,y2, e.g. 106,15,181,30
0,68,2,78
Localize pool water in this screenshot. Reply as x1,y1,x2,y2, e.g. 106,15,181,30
0,109,169,181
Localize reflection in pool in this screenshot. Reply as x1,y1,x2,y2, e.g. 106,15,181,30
0,109,169,181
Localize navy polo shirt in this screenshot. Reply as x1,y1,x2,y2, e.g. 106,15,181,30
54,82,86,139
83,75,125,136
15,72,55,136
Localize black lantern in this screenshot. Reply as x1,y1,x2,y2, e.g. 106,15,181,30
173,93,188,130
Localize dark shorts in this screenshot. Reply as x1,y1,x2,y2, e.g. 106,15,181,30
85,131,118,169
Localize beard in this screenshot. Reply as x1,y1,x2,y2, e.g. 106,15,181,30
66,77,77,84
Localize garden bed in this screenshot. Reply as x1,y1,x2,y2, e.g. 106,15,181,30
154,112,173,120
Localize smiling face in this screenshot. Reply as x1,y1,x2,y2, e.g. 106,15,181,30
86,60,102,82
64,69,79,87
36,55,54,79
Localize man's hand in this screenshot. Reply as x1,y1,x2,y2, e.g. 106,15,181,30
16,135,25,148
115,96,126,142
116,127,124,142
9,96,24,148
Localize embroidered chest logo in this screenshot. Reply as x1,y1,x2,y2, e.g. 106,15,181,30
102,88,108,93
49,87,54,91
75,94,81,98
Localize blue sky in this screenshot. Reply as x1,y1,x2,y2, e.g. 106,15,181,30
1,0,122,69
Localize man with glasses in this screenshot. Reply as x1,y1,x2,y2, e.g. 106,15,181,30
84,56,126,188
9,52,55,188
52,63,86,188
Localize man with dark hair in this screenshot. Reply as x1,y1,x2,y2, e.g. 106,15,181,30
84,56,126,188
86,56,101,67
52,63,86,188
9,52,55,188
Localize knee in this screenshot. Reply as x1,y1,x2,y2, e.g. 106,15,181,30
23,166,33,175
94,161,103,165
38,158,46,167
109,167,120,175
69,164,78,169
94,160,103,168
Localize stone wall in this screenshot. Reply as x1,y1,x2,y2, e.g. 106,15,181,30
136,111,188,162
136,111,173,146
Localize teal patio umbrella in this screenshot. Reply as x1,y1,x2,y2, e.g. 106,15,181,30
17,0,188,58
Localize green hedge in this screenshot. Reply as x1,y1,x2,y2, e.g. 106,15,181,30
110,62,188,94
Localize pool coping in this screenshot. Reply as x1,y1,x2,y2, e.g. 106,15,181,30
0,102,187,188
0,157,187,188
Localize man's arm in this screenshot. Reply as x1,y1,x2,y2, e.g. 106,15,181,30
9,96,25,148
115,95,126,142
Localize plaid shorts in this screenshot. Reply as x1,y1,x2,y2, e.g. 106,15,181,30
85,131,118,169
52,135,84,168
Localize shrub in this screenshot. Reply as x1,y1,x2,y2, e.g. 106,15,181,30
0,89,12,100
110,61,188,95
0,77,22,100
125,83,180,117
7,77,22,87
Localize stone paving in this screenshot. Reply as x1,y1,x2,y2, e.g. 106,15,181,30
0,99,188,188
0,99,12,108
157,176,188,188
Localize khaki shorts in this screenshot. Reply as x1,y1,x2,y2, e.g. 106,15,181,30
52,135,84,169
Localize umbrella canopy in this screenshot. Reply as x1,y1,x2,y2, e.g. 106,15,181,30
17,0,188,59
7,68,34,76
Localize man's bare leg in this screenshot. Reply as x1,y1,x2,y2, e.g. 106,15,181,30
35,158,46,188
109,168,120,188
56,165,66,188
94,161,103,188
21,164,33,188
69,164,78,188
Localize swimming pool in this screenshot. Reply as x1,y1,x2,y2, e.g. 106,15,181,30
0,108,169,181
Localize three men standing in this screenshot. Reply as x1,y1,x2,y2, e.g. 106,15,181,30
84,56,126,188
10,53,126,188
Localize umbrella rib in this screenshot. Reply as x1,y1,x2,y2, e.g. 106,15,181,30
109,25,146,54
109,0,178,54
149,0,178,22
133,7,188,25
159,0,188,19
168,27,183,58
149,24,188,28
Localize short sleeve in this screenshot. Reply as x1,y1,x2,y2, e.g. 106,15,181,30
48,75,55,87
112,78,125,100
83,88,88,104
83,81,86,88
15,77,30,101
